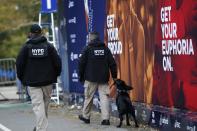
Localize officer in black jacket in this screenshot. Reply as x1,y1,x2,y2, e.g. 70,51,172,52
16,24,61,131
78,32,117,125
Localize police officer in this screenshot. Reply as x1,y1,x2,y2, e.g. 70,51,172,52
78,32,117,125
16,24,62,131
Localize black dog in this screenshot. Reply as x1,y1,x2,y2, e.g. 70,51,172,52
114,79,139,128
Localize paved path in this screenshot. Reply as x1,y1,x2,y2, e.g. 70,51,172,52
0,101,157,131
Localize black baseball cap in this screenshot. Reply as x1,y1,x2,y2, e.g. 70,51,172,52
30,24,42,34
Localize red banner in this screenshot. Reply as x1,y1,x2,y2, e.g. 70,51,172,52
105,0,197,111
153,0,197,111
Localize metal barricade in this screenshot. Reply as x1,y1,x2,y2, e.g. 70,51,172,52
0,58,16,85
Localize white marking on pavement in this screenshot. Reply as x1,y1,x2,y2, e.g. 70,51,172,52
0,124,11,131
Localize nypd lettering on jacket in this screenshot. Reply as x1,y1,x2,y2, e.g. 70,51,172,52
28,45,48,58
32,49,44,56
94,49,105,56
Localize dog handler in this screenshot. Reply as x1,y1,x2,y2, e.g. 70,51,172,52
78,32,117,125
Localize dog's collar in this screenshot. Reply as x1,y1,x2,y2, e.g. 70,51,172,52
117,89,128,93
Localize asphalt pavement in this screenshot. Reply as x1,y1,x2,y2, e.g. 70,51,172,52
0,86,157,131
0,100,157,131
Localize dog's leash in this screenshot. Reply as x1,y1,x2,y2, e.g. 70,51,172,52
109,80,116,89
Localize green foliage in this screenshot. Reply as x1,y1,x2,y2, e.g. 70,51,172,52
0,0,40,58
0,27,28,58
0,0,40,32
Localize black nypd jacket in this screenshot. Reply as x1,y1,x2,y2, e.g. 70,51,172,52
16,36,62,87
78,40,117,83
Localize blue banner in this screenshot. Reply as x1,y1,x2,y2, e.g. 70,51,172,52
65,0,87,93
85,0,106,40
41,0,57,13
64,0,106,93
